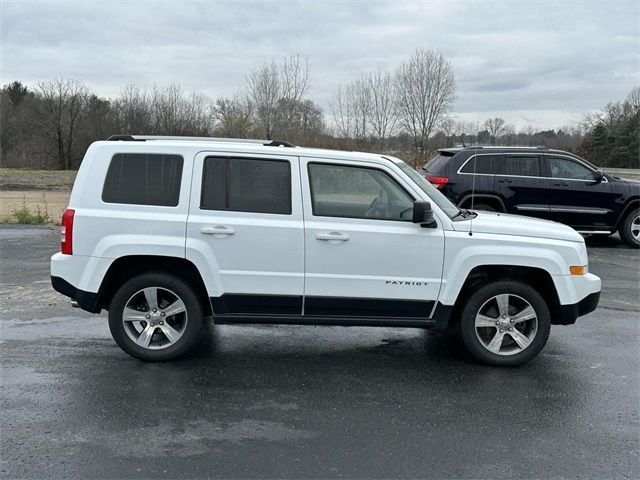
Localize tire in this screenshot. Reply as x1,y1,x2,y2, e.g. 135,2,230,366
108,272,204,361
619,208,640,248
471,203,497,212
458,280,551,366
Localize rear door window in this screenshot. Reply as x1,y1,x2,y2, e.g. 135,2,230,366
102,153,183,206
201,157,291,214
494,155,541,177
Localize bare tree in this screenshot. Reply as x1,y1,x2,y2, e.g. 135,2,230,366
366,71,397,149
114,83,151,134
246,61,281,139
34,78,88,169
625,86,640,111
281,52,310,106
484,117,506,144
213,92,254,138
278,53,312,139
329,85,356,140
395,48,456,153
438,116,456,147
351,76,371,146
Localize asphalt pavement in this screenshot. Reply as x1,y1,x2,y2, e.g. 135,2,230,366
1,225,638,479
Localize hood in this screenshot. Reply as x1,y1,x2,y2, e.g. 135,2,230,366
452,211,584,243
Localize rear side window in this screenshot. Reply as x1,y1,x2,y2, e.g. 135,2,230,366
460,155,496,174
494,155,541,177
102,153,183,206
201,157,291,214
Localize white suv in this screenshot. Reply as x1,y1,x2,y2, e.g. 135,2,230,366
50,135,601,366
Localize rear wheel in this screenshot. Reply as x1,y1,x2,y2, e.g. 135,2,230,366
458,281,551,366
619,208,640,248
108,273,203,361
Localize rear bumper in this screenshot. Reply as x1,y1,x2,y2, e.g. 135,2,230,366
555,291,600,325
51,276,101,313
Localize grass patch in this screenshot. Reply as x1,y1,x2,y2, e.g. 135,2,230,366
7,205,51,224
1,193,53,224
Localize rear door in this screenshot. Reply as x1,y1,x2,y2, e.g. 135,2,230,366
300,158,445,320
186,152,304,316
493,153,549,218
543,154,616,229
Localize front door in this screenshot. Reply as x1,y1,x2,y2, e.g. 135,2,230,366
300,159,445,319
543,154,616,229
186,152,304,316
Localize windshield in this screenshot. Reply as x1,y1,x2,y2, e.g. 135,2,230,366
396,161,461,219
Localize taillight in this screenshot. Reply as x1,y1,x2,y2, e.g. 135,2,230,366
61,209,75,255
426,175,449,189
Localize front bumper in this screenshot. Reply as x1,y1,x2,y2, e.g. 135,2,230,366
555,291,600,325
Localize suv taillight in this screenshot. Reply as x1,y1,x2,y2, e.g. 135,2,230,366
426,175,449,189
61,209,75,255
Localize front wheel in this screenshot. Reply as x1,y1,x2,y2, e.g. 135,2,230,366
619,208,640,248
108,273,203,361
458,281,551,366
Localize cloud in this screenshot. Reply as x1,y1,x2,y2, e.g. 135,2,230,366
1,0,638,129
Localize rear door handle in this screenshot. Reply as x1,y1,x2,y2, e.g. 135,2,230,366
552,182,569,187
316,232,349,242
201,226,235,236
497,179,513,184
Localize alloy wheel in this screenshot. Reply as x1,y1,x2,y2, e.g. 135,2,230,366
122,287,188,350
474,293,538,356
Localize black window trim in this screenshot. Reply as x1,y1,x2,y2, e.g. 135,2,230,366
307,161,417,223
200,155,293,215
101,152,184,207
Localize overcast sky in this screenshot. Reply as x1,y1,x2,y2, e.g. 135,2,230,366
1,0,638,130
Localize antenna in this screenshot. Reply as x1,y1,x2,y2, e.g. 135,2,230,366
469,121,480,236
459,135,466,148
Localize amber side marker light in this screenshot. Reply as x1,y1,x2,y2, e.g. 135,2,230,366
570,265,587,276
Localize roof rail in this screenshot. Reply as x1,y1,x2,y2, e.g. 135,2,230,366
106,135,295,147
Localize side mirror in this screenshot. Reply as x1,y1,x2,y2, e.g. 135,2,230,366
594,170,604,182
412,201,437,228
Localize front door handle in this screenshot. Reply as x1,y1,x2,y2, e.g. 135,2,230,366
497,179,513,184
316,232,349,242
201,226,235,236
552,182,569,187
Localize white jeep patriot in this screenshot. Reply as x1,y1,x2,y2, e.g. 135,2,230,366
51,135,601,366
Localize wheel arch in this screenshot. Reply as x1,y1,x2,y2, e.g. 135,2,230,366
458,194,506,212
615,198,640,229
446,265,561,329
96,255,212,316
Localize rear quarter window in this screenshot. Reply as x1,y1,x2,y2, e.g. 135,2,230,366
459,155,497,174
102,153,184,206
423,153,454,173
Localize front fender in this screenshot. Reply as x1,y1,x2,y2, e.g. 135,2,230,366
439,231,586,305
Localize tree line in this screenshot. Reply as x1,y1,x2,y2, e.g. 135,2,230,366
1,49,637,170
